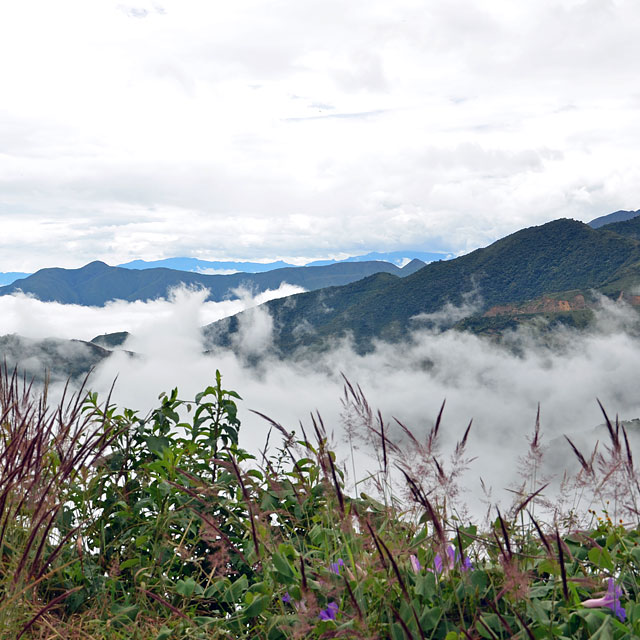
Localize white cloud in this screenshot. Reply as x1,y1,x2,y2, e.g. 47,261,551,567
1,1,640,270
0,283,304,341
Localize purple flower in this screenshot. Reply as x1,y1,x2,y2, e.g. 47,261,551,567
319,601,339,621
582,578,626,622
410,554,422,573
330,558,345,575
432,545,473,574
282,592,292,604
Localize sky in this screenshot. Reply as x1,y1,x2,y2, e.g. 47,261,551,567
1,0,639,271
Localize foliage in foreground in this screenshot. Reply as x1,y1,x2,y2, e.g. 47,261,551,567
0,368,639,639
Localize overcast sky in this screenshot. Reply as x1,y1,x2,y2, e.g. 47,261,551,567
1,0,639,271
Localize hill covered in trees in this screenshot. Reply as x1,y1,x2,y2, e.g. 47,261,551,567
204,218,640,354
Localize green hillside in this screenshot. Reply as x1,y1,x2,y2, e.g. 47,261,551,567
203,218,640,354
599,214,640,242
0,335,115,381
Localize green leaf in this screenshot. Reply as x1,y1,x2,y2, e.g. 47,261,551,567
537,558,558,575
176,577,197,598
528,598,550,625
193,616,217,626
588,547,614,571
419,606,442,632
111,602,140,621
155,627,173,640
243,594,270,619
135,535,150,548
145,435,172,455
204,583,221,599
470,569,489,592
390,623,405,640
224,575,248,603
271,553,293,580
415,571,436,598
457,525,478,547
476,613,501,639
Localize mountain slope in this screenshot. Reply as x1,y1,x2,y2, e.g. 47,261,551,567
0,260,415,306
203,219,640,354
598,214,640,242
588,209,640,228
0,335,115,381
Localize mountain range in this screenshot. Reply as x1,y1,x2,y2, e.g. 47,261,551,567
3,209,640,378
117,250,449,274
2,210,637,287
203,216,640,355
0,259,424,306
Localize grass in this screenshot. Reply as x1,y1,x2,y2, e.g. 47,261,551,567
0,365,639,639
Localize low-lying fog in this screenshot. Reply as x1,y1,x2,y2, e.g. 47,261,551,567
3,286,639,519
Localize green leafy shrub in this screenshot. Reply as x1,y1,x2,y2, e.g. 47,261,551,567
1,368,639,638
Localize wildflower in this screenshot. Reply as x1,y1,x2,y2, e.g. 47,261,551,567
319,601,339,621
330,558,345,575
582,578,626,622
432,545,473,574
282,592,292,604
410,554,422,573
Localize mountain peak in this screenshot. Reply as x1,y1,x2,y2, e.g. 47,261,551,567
588,209,640,229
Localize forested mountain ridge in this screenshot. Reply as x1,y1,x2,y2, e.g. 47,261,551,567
203,218,640,354
598,213,640,242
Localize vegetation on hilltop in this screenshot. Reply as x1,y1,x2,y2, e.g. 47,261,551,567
600,214,640,242
1,368,640,638
204,218,640,354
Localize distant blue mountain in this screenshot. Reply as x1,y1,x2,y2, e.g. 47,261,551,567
0,272,31,286
119,251,450,273
118,257,296,273
588,209,640,228
306,251,452,267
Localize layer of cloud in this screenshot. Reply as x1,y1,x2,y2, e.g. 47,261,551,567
0,283,304,341
1,1,640,269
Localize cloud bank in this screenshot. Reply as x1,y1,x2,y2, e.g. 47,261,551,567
2,1,640,270
0,283,305,341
